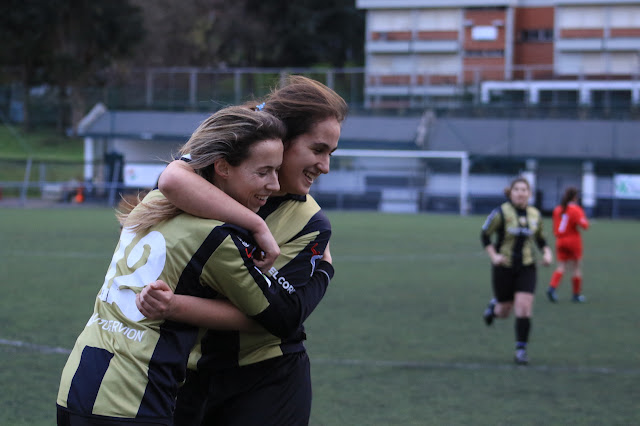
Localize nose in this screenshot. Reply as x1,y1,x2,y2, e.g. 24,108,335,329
317,154,330,174
266,171,280,192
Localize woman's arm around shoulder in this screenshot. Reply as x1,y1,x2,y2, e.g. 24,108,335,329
159,160,279,270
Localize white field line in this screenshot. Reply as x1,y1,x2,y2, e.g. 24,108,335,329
3,250,106,259
2,338,639,376
0,338,71,354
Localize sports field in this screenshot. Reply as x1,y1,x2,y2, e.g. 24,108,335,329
0,207,638,425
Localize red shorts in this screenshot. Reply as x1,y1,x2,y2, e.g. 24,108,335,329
556,238,582,261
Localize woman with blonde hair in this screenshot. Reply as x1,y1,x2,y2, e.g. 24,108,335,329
57,106,289,425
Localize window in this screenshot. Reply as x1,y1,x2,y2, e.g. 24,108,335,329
518,29,553,42
464,50,504,58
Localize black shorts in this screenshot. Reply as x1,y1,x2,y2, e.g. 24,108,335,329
56,405,170,426
491,264,537,303
197,351,312,426
173,368,208,426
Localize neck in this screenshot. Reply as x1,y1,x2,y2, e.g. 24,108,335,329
512,201,527,209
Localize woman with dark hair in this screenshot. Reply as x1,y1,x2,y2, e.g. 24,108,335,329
138,75,348,425
546,186,590,303
480,177,552,365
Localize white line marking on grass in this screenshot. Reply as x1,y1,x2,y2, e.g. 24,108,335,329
0,338,71,355
314,357,640,376
3,250,105,259
4,338,637,376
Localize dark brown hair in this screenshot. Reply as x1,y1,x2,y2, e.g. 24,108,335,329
251,75,348,147
560,186,579,212
504,176,530,199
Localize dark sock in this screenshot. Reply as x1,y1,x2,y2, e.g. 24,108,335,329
515,317,531,345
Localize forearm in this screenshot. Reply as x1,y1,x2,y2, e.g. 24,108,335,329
168,294,263,332
484,244,497,259
159,160,266,232
255,261,334,337
292,261,334,324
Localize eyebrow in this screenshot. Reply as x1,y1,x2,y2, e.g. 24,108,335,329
312,142,336,153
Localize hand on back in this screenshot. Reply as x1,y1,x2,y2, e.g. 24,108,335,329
136,280,175,320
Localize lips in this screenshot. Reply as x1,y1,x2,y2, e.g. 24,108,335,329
303,170,318,185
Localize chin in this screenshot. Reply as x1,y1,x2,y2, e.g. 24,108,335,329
298,186,311,195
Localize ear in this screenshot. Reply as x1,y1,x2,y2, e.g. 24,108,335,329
214,158,231,179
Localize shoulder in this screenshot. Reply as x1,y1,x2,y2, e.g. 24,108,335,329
296,194,323,219
274,194,331,229
482,205,503,229
142,189,164,202
568,203,584,214
527,205,542,216
495,202,512,218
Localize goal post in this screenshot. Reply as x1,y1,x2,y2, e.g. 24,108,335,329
325,149,470,215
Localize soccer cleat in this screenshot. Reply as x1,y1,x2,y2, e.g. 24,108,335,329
483,302,495,326
572,294,586,303
514,349,529,365
546,287,558,303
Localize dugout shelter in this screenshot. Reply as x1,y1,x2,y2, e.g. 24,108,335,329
78,103,640,217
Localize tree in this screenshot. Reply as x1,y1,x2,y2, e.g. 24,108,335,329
129,0,209,66
130,0,364,68
202,0,365,67
49,0,144,132
0,0,57,130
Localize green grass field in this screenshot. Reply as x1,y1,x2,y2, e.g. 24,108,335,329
0,207,638,425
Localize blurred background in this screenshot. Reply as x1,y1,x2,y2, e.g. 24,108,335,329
1,0,639,219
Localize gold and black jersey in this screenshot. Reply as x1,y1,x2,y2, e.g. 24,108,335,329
481,201,548,267
196,193,333,372
57,191,333,420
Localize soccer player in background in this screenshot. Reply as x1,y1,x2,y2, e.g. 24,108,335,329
546,186,590,303
480,177,553,365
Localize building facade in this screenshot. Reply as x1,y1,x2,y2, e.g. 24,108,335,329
356,0,640,108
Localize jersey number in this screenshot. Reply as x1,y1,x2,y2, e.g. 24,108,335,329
97,229,167,322
558,213,569,233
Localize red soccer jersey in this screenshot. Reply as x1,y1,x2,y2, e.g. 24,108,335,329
552,203,589,238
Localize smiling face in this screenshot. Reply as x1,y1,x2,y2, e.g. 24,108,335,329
275,117,341,196
220,138,283,212
510,181,531,209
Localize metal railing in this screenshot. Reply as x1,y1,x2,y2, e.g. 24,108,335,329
3,65,640,127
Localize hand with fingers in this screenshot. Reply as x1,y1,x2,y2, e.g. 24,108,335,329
252,227,280,272
136,280,175,320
